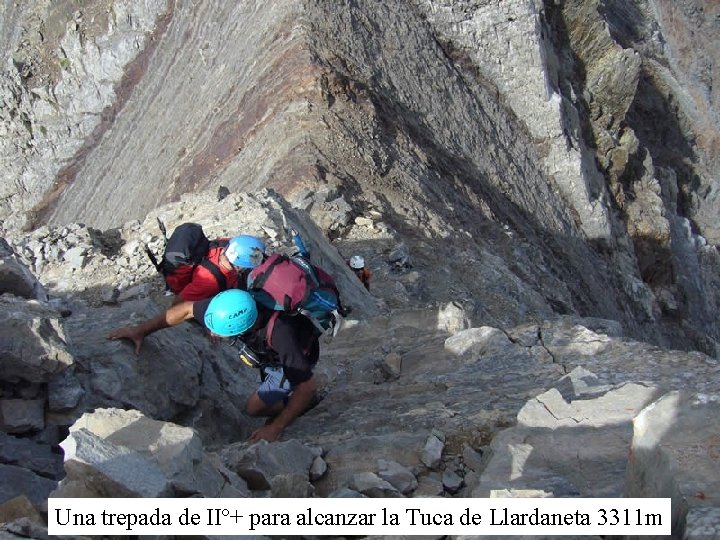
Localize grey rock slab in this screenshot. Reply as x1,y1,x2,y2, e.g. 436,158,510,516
0,495,44,528
350,471,402,498
377,459,418,495
219,439,317,491
517,381,660,429
69,408,203,480
0,432,64,479
444,326,510,358
169,456,228,498
205,454,250,498
684,507,720,540
414,472,444,498
47,369,84,411
442,468,464,494
270,473,315,497
541,320,720,395
309,455,328,482
53,408,242,499
0,0,166,234
0,297,73,383
61,299,254,443
475,379,661,498
62,246,86,270
328,487,366,498
308,433,426,497
0,399,45,433
0,464,58,509
625,391,720,538
421,434,444,469
462,443,485,473
58,427,172,498
66,407,236,498
0,243,48,301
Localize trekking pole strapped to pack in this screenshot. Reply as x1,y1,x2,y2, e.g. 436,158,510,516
144,218,168,273
290,228,309,258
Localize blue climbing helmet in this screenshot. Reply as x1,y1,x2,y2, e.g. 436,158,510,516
224,235,266,269
203,289,258,337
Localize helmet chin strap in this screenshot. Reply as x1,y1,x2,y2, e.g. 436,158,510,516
218,252,233,271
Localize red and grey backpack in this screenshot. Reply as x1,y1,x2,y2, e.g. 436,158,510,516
247,253,345,342
145,221,228,294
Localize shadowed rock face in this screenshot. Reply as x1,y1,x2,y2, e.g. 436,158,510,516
1,0,718,356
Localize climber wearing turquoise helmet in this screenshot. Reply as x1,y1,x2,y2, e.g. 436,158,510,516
225,235,266,269
203,289,258,336
108,286,322,443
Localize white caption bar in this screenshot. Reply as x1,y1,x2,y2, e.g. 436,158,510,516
48,497,671,536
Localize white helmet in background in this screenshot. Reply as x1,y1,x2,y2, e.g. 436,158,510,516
349,255,365,269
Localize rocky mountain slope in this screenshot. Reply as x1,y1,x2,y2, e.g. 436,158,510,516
1,0,719,538
2,0,719,357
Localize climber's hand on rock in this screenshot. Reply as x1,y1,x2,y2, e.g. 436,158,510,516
249,423,283,443
108,326,145,354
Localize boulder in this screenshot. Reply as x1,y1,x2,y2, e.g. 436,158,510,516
377,459,417,495
53,408,249,498
625,391,720,538
474,370,661,498
0,464,58,509
0,296,73,384
219,439,318,491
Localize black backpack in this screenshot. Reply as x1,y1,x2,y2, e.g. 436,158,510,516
145,222,227,294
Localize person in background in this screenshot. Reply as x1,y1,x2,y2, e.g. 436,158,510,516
348,255,371,291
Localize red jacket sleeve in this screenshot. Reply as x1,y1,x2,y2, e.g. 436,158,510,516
178,265,223,301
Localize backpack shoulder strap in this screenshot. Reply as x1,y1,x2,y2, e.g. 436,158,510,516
265,311,281,349
199,258,228,291
265,310,324,353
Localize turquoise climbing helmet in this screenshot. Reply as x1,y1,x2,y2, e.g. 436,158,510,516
203,289,258,337
225,235,266,269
